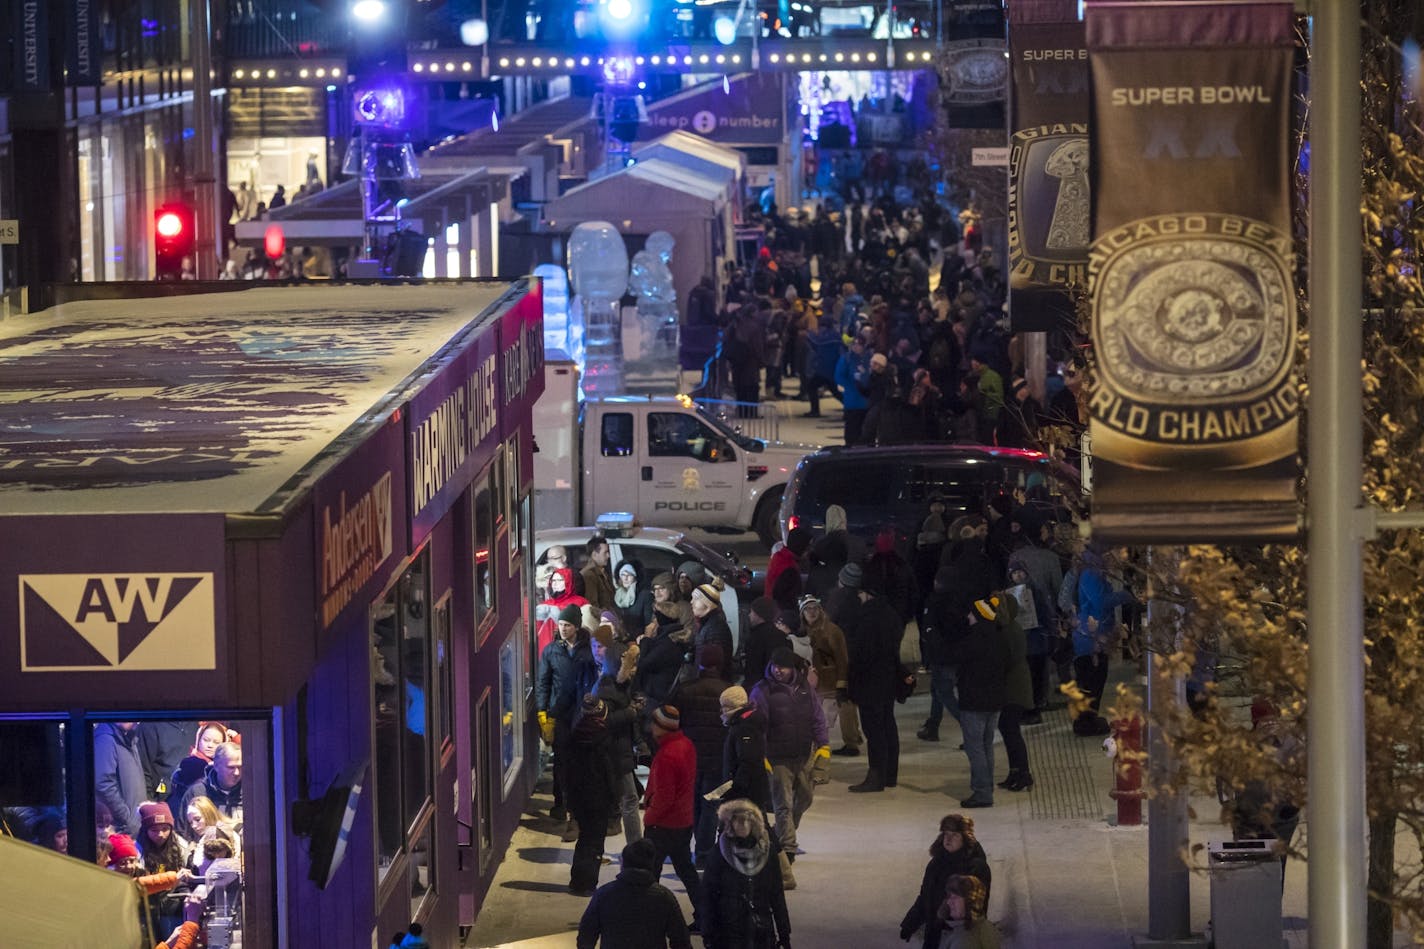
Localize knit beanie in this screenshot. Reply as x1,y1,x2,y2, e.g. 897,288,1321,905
769,646,800,670
719,685,749,713
694,583,722,608
697,643,725,672
749,596,777,623
557,603,582,626
678,561,708,586
139,801,174,829
107,833,139,865
651,571,676,590
786,525,812,555
651,705,681,731
973,597,998,621
839,562,863,589
622,838,660,872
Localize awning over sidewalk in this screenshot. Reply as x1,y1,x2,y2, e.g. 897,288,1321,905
234,168,509,248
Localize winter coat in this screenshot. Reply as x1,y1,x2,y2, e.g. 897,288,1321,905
741,621,790,693
943,618,1009,713
834,349,871,411
844,594,903,705
996,598,1034,711
694,610,736,674
577,864,693,949
672,671,732,779
582,562,618,617
729,309,770,385
137,721,191,801
93,724,146,835
804,613,849,698
567,712,619,823
635,629,689,708
764,548,803,611
651,597,695,640
644,729,697,829
1007,552,1057,658
536,567,590,653
700,801,792,949
537,633,598,722
1010,543,1063,621
750,671,828,764
865,549,918,624
722,705,773,813
1074,553,1135,658
806,324,843,380
597,674,641,776
900,838,992,949
180,766,243,820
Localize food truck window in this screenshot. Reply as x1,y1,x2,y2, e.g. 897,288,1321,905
499,634,524,796
473,466,498,638
372,550,433,888
89,716,272,949
434,595,453,756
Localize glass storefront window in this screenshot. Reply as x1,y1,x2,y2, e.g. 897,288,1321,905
505,436,521,570
371,550,433,888
473,465,498,638
0,719,68,853
499,635,523,796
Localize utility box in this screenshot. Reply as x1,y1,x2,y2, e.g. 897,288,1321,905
1207,839,1283,949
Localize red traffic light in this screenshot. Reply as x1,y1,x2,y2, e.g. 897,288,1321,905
156,211,185,238
154,202,197,280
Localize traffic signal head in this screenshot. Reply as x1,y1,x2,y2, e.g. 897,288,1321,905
154,202,196,280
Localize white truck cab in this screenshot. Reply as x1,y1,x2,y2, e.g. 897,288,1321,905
533,356,809,544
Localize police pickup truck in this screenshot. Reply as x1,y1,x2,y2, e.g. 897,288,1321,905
533,356,811,545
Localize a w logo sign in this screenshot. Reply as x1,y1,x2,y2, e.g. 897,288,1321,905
19,573,215,671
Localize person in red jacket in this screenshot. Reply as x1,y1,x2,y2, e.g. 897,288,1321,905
536,566,590,654
643,704,703,929
765,527,811,611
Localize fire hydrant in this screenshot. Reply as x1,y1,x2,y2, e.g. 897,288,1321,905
1106,715,1145,826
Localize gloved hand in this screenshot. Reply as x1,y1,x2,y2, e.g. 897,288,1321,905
538,710,556,745
617,643,640,683
836,687,850,704
811,746,831,785
535,603,555,622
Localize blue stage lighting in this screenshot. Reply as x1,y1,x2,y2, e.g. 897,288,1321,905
713,15,737,45
599,0,643,38
607,0,633,20
602,55,636,86
353,85,408,129
351,0,388,25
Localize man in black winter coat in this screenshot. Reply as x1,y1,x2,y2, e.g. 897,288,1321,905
918,530,994,742
671,644,733,867
843,581,904,792
577,838,693,949
719,686,773,814
537,608,598,824
943,598,1010,808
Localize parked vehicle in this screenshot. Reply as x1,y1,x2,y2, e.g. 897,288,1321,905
533,354,812,545
777,444,1079,550
535,517,753,649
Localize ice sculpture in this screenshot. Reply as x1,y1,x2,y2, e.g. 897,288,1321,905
567,221,629,396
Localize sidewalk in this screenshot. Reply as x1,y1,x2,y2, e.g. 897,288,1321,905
467,680,1318,948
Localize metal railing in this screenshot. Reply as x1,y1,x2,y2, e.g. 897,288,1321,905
695,398,781,443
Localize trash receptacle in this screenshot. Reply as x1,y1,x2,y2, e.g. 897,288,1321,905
1207,839,1282,949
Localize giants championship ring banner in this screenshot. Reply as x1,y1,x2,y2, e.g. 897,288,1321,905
1008,0,1089,332
941,1,1009,129
1086,1,1299,542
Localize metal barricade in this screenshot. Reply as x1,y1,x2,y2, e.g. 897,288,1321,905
695,398,781,443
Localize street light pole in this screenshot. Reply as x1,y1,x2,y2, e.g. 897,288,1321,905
1306,1,1366,946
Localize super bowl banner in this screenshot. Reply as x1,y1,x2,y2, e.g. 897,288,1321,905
1008,0,1088,332
1085,1,1298,542
941,1,1008,129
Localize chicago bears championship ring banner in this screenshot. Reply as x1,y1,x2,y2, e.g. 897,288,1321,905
1085,0,1299,543
1008,0,1089,333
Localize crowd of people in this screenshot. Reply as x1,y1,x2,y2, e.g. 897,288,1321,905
685,186,1087,463
533,478,1141,947
4,721,245,947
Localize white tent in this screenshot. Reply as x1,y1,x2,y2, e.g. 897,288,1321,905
0,834,144,949
632,131,748,220
543,158,733,315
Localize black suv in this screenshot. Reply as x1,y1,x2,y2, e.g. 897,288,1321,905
776,444,1079,549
